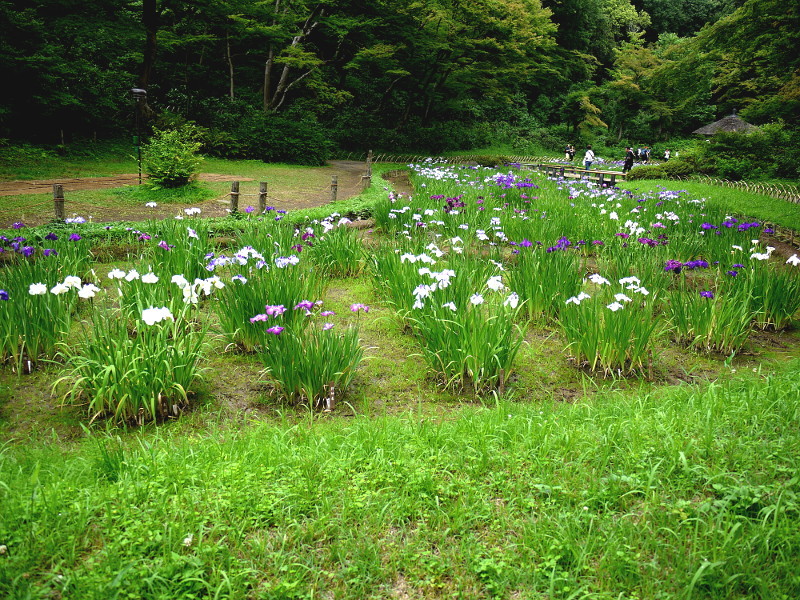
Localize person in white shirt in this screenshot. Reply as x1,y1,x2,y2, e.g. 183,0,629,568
584,145,595,170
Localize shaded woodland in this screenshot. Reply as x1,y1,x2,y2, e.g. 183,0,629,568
0,0,797,161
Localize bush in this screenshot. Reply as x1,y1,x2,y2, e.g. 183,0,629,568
626,156,711,180
215,111,332,165
512,126,569,155
700,123,800,180
142,126,203,188
661,159,697,178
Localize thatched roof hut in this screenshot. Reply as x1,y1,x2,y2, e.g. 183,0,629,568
692,110,759,135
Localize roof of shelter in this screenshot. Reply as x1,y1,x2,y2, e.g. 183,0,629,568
692,110,759,135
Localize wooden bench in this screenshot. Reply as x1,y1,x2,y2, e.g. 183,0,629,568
523,164,625,186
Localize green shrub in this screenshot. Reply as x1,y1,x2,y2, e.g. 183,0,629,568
626,158,700,180
626,165,666,180
142,126,203,188
661,159,696,178
217,111,332,165
698,123,800,180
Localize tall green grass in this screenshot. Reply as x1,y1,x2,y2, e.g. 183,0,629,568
2,362,799,598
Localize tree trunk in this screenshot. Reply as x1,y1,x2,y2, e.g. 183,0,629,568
226,33,235,100
265,4,324,112
137,0,158,119
263,0,286,110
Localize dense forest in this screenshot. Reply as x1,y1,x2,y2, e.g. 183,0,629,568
0,0,798,167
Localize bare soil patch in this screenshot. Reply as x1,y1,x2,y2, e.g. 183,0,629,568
0,160,404,227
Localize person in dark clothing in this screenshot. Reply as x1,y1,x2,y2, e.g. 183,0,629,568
623,147,635,173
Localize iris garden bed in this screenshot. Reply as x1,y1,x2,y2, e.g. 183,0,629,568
2,163,800,425
2,162,800,598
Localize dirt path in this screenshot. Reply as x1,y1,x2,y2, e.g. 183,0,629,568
0,173,248,197
0,160,411,227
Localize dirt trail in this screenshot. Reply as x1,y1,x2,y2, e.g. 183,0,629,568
0,160,411,227
0,173,248,197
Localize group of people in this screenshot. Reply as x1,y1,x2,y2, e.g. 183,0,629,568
565,144,597,170
564,143,672,174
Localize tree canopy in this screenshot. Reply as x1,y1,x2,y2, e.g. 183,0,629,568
0,0,795,154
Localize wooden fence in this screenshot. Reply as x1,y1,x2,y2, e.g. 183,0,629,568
672,175,800,204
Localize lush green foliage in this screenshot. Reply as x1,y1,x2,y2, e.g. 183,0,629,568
2,0,794,160
142,126,203,188
3,362,800,597
2,160,800,597
256,308,364,406
55,307,207,424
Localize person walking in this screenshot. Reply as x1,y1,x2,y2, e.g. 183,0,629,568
663,149,671,161
623,147,635,173
583,145,595,170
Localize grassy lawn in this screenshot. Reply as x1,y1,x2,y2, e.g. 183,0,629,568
2,364,799,599
620,179,800,233
0,142,140,181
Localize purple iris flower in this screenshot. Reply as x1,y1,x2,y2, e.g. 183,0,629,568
0,289,9,301
684,260,709,270
43,249,57,257
21,246,35,257
45,232,58,241
294,300,315,311
699,290,714,299
264,304,286,317
69,233,81,241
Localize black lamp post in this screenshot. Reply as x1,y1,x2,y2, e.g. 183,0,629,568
131,88,147,184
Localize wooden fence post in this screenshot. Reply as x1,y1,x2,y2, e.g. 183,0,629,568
230,181,239,213
330,176,338,202
362,149,373,190
53,184,65,220
258,182,267,214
